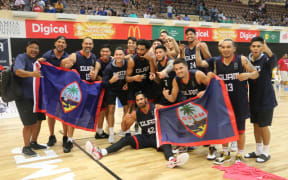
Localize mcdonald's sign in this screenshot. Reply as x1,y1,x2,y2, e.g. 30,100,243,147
128,26,141,39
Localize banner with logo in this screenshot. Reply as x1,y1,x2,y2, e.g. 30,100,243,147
26,20,152,40
0,39,10,67
0,19,26,38
235,30,260,42
33,62,104,131
260,31,280,43
152,25,184,40
156,76,239,147
280,31,288,43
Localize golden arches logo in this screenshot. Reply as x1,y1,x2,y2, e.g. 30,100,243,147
128,26,141,38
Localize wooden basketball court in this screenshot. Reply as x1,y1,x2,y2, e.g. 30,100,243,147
0,88,287,180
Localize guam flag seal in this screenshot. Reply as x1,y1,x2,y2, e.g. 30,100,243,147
33,61,104,131
156,76,239,147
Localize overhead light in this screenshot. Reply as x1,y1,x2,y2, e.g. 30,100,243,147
122,17,139,23
173,20,190,26
56,13,77,20
87,15,108,22
256,25,268,30
238,24,251,29
12,11,38,18
272,26,284,31
218,23,232,28
199,22,213,27
148,19,166,25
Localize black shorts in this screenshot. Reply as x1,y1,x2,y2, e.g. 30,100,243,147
105,91,128,106
131,134,157,149
250,109,274,127
235,116,247,133
15,99,46,126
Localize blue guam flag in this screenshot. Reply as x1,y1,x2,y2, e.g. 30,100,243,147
33,62,104,131
155,76,239,147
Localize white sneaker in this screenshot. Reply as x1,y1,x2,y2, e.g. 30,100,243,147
108,134,115,144
85,141,102,160
206,146,217,160
166,153,189,168
230,141,238,152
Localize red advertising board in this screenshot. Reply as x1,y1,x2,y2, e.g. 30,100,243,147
26,20,152,40
236,30,260,42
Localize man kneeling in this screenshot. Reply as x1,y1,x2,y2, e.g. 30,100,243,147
85,91,189,168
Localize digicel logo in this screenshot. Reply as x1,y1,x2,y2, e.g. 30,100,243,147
32,23,69,35
239,32,257,40
196,30,209,37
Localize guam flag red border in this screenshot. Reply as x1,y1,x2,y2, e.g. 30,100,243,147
33,61,105,132
155,76,239,147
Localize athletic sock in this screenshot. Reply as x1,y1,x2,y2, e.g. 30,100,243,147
263,145,269,156
109,127,114,136
256,143,263,155
68,137,73,143
101,149,108,156
96,128,103,134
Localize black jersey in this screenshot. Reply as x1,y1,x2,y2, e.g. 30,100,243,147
136,103,156,135
42,49,69,67
132,55,152,87
157,58,176,105
96,56,112,78
72,51,96,81
248,53,277,111
185,46,207,73
212,55,249,119
102,59,127,93
176,70,205,100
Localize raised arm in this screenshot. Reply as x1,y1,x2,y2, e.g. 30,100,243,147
199,42,212,59
195,44,209,68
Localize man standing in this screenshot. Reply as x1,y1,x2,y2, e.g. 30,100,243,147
14,41,47,156
277,53,288,88
85,92,189,168
102,47,129,143
180,28,211,70
39,36,69,147
93,44,112,140
195,39,259,163
61,37,97,153
245,37,277,163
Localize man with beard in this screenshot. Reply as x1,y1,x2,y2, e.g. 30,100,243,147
124,36,137,59
92,44,112,140
60,37,97,153
85,92,189,168
195,39,259,164
245,37,277,163
38,36,69,147
14,41,47,156
180,28,211,70
102,47,129,143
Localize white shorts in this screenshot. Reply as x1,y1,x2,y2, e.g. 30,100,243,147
280,71,288,81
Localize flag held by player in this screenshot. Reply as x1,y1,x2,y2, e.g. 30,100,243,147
33,61,104,131
156,76,239,147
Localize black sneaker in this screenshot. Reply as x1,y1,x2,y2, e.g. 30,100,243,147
63,141,73,153
95,132,109,139
62,136,68,147
47,135,57,146
22,147,37,156
30,142,47,150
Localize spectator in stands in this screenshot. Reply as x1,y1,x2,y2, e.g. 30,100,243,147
24,0,31,11
86,0,92,11
144,10,150,18
121,9,128,17
198,2,204,16
97,7,106,16
210,6,218,22
148,1,153,12
15,0,25,10
38,0,45,9
129,10,138,18
183,14,190,21
33,1,42,12
55,0,63,13
93,7,99,15
80,5,86,14
167,4,173,19
123,0,129,8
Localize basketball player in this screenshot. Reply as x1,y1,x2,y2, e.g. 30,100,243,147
180,28,211,70
195,39,259,164
85,92,189,168
94,44,112,140
102,47,129,143
124,36,137,58
277,53,288,87
245,37,277,163
60,37,97,153
38,36,69,147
